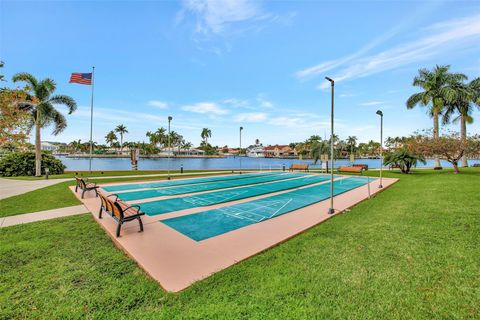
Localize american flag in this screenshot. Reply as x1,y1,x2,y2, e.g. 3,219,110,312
69,72,92,85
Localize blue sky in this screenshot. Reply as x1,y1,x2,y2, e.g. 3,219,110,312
1,0,479,147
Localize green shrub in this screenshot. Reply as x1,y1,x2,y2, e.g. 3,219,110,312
383,148,426,174
0,151,65,176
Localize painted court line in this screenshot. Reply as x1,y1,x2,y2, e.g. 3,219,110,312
102,172,275,192
115,173,305,201
135,174,334,216
161,177,372,241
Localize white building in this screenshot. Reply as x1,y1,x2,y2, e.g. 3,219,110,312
41,141,58,152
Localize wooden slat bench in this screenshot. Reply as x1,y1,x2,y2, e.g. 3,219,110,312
75,176,99,199
353,164,368,171
338,166,363,173
289,164,309,172
97,192,145,237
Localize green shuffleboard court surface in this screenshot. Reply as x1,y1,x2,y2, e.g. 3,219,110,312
102,172,278,192
116,173,307,201
162,177,373,241
137,174,335,216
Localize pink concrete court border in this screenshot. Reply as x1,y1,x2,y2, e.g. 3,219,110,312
71,173,397,292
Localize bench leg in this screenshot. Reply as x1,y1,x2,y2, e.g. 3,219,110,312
116,222,123,237
81,190,86,199
138,217,144,232
98,207,103,219
75,185,78,192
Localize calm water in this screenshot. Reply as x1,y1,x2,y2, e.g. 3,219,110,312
57,156,480,171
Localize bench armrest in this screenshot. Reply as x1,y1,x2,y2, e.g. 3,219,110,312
123,205,142,214
107,194,118,201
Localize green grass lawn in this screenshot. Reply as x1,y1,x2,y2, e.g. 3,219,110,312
0,168,479,319
0,172,232,217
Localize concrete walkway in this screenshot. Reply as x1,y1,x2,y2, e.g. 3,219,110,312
0,205,87,228
0,171,231,200
0,178,70,200
0,171,236,227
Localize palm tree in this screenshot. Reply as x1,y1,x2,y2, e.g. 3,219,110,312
201,128,212,144
346,136,357,156
442,77,480,167
146,127,166,149
406,65,466,168
68,139,82,153
105,131,118,148
12,73,77,176
115,124,128,153
310,140,329,163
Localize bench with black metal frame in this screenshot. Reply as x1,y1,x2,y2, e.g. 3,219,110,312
97,192,145,237
75,176,99,199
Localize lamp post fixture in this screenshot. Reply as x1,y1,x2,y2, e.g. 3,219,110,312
325,76,335,215
376,110,383,188
167,116,173,180
239,126,243,174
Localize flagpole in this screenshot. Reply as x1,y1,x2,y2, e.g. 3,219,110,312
89,66,95,172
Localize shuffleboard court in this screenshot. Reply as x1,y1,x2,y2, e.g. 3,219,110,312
116,173,307,201
137,174,336,216
102,172,277,192
162,176,372,241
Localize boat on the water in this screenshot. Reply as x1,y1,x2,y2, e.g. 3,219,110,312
246,146,265,158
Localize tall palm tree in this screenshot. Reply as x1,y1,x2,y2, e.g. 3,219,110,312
68,139,82,153
115,124,128,153
310,140,329,163
346,136,357,155
201,128,212,144
105,131,117,148
12,73,77,176
146,127,166,149
406,65,466,168
442,77,480,167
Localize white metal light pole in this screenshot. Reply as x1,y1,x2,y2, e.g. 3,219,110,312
376,110,383,188
239,126,243,174
325,77,335,215
167,116,172,180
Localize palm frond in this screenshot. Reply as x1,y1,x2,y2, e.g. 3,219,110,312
51,109,67,135
39,78,56,93
406,92,426,109
16,101,36,113
12,72,38,89
49,94,77,114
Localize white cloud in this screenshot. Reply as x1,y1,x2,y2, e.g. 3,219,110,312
59,106,199,130
180,0,262,35
234,112,268,122
256,94,274,109
297,13,480,89
295,3,438,79
267,115,330,130
360,101,384,106
148,100,168,109
223,98,250,108
181,102,229,115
